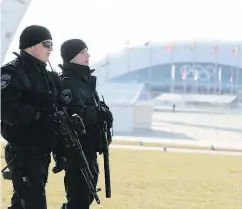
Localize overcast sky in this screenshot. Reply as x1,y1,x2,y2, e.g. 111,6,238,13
4,0,242,67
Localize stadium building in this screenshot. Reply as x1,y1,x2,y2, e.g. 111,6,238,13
93,40,242,97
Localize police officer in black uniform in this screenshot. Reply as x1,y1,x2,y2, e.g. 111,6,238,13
1,25,60,209
57,39,113,209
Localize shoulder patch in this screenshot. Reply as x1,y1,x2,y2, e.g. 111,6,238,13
61,89,72,104
1,74,11,89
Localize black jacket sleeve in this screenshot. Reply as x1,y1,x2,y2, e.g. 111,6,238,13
60,78,98,125
1,66,39,126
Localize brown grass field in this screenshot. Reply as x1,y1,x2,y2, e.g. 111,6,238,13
1,144,242,209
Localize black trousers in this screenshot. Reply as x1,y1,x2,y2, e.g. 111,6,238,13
7,189,23,209
4,144,51,209
64,155,99,209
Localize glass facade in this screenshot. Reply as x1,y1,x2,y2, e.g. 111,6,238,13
110,62,242,95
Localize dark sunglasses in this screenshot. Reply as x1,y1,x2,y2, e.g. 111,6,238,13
42,40,53,49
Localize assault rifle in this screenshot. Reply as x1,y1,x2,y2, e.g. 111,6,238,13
52,111,101,204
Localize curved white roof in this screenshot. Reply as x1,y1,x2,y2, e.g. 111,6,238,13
1,0,32,64
93,40,242,82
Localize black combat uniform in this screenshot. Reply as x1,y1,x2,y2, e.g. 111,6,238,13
59,62,108,209
1,51,60,209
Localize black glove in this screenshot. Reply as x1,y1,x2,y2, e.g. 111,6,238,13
71,114,86,135
100,107,113,124
52,138,67,174
52,156,67,174
100,101,109,109
100,101,113,124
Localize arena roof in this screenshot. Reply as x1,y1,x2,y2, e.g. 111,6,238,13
93,40,242,82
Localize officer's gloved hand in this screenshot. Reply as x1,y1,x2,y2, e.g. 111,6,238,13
100,101,109,109
100,107,113,123
71,114,86,135
52,156,67,174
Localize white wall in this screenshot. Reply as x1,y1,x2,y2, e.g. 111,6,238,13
155,94,236,104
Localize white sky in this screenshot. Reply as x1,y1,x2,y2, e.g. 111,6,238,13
4,0,242,68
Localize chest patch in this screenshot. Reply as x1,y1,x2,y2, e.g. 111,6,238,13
61,89,72,104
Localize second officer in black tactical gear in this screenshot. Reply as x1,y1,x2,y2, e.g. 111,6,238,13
56,39,113,209
1,25,60,209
